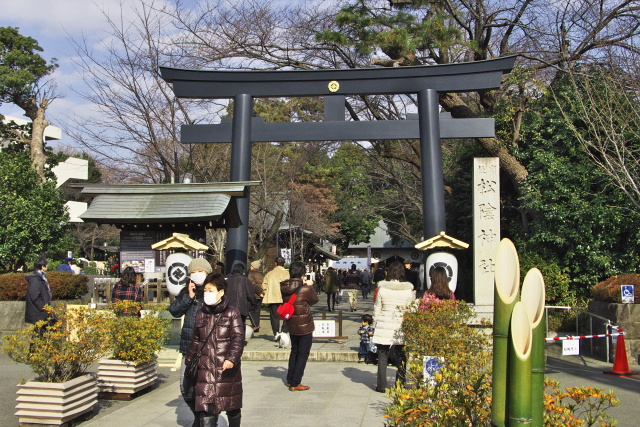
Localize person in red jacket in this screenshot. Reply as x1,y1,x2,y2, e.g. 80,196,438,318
280,261,319,391
185,273,244,427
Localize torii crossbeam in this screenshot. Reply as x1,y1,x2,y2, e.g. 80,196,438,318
160,56,516,271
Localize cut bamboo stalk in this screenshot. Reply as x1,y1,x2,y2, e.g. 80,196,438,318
508,302,533,427
521,268,546,427
491,238,520,427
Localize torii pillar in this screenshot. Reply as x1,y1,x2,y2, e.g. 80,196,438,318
160,56,516,276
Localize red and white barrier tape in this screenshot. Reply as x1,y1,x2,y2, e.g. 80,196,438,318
544,332,625,342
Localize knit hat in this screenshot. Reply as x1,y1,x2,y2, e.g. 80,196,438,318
250,259,262,269
188,257,212,274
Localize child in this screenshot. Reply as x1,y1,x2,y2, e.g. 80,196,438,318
185,273,244,427
357,314,374,363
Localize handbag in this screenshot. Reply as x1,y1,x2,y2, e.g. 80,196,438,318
185,312,222,382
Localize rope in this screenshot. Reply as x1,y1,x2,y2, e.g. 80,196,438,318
544,332,624,342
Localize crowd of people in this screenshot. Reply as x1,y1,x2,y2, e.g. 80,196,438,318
23,254,455,427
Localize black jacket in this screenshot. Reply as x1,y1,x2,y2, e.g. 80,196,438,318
185,297,244,414
25,270,52,324
169,289,203,354
225,273,255,317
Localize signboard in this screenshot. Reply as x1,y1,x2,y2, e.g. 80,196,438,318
313,320,336,338
562,339,580,356
473,158,500,306
281,248,291,264
423,356,444,385
330,257,374,270
144,258,155,273
621,285,635,304
120,230,158,273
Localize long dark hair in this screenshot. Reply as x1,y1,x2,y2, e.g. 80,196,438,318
386,261,406,282
430,266,452,299
121,266,136,286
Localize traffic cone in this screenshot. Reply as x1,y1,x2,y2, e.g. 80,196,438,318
604,327,638,376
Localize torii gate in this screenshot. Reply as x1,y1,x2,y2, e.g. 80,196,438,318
160,56,516,272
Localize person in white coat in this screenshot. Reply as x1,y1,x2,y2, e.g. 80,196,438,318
372,260,415,392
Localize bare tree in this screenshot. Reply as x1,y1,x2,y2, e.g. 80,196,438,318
66,1,221,183
164,0,640,243
556,58,640,212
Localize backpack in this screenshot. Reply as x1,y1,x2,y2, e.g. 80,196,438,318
277,287,301,320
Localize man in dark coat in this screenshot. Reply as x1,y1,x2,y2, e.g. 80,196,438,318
247,260,265,332
280,261,319,391
343,264,361,312
225,262,256,329
25,256,52,325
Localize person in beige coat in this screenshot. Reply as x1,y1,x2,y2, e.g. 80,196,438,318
262,256,290,337
372,260,415,392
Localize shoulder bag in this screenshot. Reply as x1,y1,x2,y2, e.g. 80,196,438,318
185,312,222,382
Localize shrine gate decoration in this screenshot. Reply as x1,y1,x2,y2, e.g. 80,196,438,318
160,56,516,272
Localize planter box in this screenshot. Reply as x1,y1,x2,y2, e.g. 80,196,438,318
15,373,97,425
587,300,640,363
97,359,157,399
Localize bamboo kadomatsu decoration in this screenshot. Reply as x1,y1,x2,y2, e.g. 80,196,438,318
492,238,520,427
521,268,546,427
508,302,533,426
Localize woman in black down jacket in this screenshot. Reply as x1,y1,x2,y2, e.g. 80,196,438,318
168,257,212,422
186,272,244,427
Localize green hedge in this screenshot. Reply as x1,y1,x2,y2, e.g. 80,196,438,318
0,272,89,301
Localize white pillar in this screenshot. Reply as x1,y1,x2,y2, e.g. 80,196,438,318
473,158,500,306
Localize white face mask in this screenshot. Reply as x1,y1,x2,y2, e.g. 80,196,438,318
204,291,222,306
190,272,207,286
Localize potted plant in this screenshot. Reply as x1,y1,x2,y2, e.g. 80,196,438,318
2,304,111,425
97,301,169,399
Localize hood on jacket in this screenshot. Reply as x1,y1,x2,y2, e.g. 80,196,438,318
377,280,414,291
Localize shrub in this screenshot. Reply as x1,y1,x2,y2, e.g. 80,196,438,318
384,301,619,426
591,274,640,303
544,379,619,427
2,304,112,382
519,248,572,304
384,300,493,426
106,301,170,365
0,272,88,301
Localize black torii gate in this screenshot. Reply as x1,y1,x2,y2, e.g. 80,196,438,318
160,56,516,271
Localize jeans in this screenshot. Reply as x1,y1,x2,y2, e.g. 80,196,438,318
376,344,407,390
287,333,313,387
249,298,262,328
361,283,370,299
327,293,336,311
268,303,288,335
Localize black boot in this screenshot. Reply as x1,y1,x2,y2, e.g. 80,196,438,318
187,401,198,427
199,413,218,427
228,410,241,427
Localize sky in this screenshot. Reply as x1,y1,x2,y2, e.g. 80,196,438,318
0,0,201,149
1,0,311,152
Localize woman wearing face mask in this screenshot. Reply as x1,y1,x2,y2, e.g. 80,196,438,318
186,272,244,427
169,257,213,424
